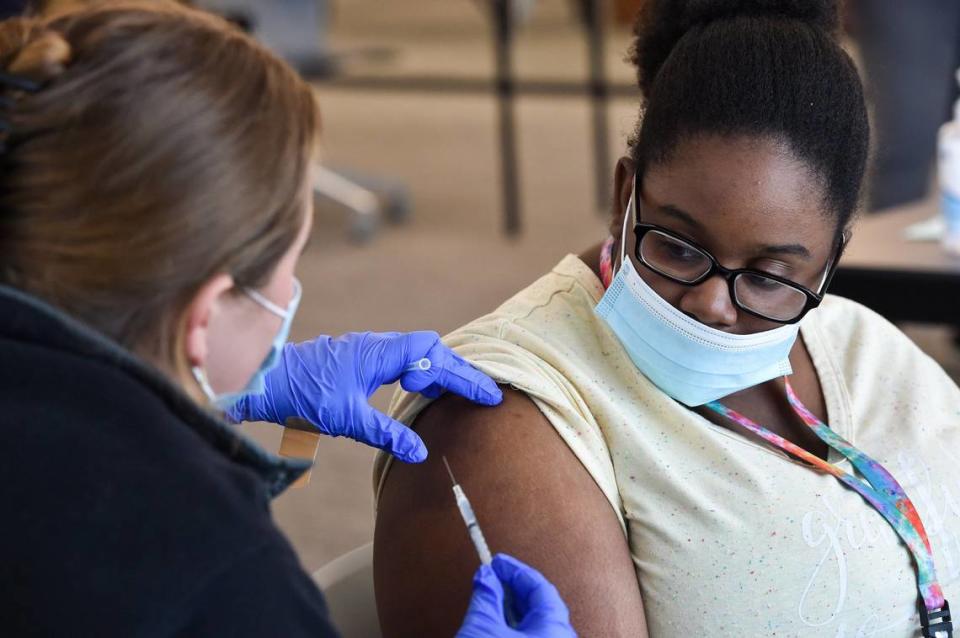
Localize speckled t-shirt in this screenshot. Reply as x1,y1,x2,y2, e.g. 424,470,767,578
374,255,960,637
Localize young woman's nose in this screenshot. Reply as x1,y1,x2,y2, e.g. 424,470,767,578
678,275,738,329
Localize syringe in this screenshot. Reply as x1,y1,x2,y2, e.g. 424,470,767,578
442,455,519,628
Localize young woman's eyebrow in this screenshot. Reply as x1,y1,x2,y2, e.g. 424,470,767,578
757,244,812,259
657,203,812,259
658,204,705,230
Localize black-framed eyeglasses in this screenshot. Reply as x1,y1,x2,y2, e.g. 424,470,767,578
629,173,845,324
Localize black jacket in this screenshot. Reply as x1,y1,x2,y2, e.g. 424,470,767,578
0,285,339,637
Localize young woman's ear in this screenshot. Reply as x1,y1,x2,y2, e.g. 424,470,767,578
610,156,636,238
182,273,235,369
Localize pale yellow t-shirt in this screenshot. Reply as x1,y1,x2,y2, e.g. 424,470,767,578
374,255,960,637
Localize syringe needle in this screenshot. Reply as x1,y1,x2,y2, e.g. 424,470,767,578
442,455,457,486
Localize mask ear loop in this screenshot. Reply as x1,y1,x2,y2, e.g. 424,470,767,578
616,173,638,275
244,278,302,319
191,365,218,404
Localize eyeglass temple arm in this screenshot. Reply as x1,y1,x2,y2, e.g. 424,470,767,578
816,231,849,295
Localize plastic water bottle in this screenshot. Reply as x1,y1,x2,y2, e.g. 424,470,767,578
938,69,960,256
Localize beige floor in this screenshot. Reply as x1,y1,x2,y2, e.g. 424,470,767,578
241,0,960,573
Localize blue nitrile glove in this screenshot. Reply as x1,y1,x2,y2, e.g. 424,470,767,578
457,554,577,638
227,331,502,463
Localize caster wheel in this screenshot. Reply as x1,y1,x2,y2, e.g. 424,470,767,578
350,213,378,243
385,194,412,225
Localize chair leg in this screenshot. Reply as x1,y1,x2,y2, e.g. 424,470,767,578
313,165,382,242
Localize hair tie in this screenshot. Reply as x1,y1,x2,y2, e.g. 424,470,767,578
0,72,40,93
0,71,41,155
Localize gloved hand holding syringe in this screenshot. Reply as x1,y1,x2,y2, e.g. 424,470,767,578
443,456,519,627
447,456,579,638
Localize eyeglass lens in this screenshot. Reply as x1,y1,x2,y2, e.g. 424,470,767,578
638,230,808,322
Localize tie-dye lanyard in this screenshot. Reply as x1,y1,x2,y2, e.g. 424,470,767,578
599,237,952,637
704,388,951,636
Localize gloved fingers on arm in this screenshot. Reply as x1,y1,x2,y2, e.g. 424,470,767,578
433,348,503,406
402,344,502,406
416,374,499,403
492,554,572,626
356,406,428,464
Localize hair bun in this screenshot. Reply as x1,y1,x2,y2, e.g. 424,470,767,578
678,0,838,33
631,0,839,98
0,18,71,84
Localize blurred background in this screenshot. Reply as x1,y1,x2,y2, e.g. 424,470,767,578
17,0,960,572
249,0,641,572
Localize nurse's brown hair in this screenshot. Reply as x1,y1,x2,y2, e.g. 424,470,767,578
0,1,319,372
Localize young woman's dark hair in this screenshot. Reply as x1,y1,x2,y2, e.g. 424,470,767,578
629,0,869,236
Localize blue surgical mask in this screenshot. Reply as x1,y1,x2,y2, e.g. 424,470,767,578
192,277,302,410
594,198,800,406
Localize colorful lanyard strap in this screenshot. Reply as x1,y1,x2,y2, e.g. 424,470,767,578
599,236,615,289
705,382,952,637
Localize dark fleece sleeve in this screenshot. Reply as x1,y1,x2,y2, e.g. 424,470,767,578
172,541,341,638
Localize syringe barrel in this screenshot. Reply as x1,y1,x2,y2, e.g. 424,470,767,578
453,485,493,565
469,523,493,565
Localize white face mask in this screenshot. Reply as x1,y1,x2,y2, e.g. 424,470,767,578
192,278,301,409
594,196,801,406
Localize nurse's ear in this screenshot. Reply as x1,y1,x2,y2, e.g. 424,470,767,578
182,273,234,370
609,156,635,238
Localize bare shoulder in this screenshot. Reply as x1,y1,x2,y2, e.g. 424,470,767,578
374,388,647,637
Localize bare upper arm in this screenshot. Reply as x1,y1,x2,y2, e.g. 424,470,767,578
373,388,648,637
